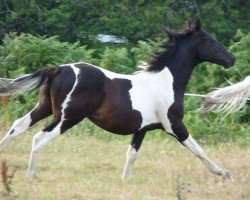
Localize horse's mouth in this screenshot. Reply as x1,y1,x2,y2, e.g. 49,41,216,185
223,57,235,69
223,63,234,69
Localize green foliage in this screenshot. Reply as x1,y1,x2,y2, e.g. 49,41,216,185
183,97,250,146
0,92,39,122
131,39,163,63
0,33,95,77
0,33,97,117
0,1,249,46
227,31,250,81
100,47,135,74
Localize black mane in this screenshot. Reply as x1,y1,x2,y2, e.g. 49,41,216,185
147,27,197,72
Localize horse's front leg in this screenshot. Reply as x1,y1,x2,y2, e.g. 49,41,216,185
159,112,230,179
183,133,230,179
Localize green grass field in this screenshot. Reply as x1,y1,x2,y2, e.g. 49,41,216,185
0,123,249,200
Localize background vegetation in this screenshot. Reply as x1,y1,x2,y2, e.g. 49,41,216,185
0,0,249,143
0,1,249,199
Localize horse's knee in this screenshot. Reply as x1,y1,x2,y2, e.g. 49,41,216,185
167,119,189,142
182,135,206,158
9,115,32,137
31,131,46,151
31,142,44,153
33,131,44,143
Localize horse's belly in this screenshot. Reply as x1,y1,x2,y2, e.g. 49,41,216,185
88,103,160,134
88,102,143,134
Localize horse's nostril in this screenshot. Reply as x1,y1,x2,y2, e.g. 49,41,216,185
229,55,235,66
233,56,236,62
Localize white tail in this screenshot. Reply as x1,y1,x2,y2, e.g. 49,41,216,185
0,68,57,99
0,75,41,99
200,76,250,114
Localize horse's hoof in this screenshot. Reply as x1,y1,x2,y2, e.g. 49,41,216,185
220,169,231,180
121,174,130,180
28,173,38,180
121,172,131,180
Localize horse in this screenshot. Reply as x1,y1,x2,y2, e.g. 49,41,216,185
0,19,235,179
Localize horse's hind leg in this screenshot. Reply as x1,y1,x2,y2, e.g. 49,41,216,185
122,130,146,179
0,103,52,152
0,86,52,152
28,119,60,178
28,116,85,177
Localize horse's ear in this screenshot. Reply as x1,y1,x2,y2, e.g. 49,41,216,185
188,19,193,28
194,18,201,32
166,29,176,41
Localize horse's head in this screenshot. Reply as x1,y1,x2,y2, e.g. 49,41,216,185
166,19,235,69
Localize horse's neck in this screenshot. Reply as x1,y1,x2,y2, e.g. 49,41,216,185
164,55,195,97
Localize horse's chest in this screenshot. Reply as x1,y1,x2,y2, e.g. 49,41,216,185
129,77,175,129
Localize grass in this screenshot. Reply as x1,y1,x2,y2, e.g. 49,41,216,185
0,124,249,200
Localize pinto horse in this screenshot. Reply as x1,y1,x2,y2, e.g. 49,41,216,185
0,19,235,179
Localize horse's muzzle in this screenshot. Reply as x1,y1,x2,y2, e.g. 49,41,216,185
223,55,235,69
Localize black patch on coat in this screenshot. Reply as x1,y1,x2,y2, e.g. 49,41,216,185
166,59,193,142
30,83,53,126
140,123,179,140
89,76,143,134
43,120,60,132
167,102,189,142
43,66,75,133
140,123,163,132
60,63,107,133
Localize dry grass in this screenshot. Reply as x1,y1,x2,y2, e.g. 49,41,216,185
0,127,249,200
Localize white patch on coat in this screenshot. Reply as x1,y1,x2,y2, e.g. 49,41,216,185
62,65,79,116
9,113,32,136
0,104,39,153
58,64,80,127
129,67,175,132
10,103,39,136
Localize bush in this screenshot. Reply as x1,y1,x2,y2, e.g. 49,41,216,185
0,33,96,77
100,47,135,74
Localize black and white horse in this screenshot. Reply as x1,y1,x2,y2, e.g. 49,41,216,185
0,19,235,179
